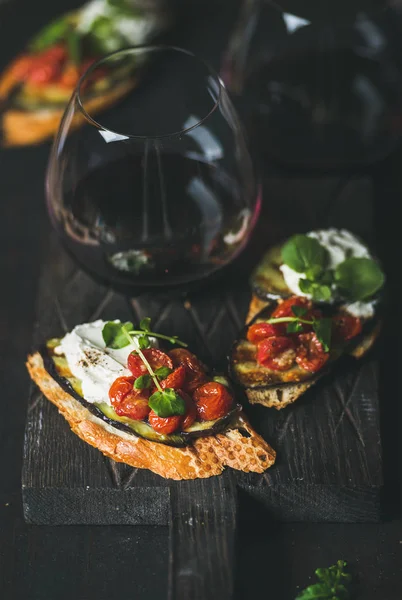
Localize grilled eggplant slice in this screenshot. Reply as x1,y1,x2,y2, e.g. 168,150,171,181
251,245,290,302
230,304,381,410
41,340,241,447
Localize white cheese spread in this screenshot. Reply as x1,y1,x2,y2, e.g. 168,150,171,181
55,319,151,405
279,228,375,318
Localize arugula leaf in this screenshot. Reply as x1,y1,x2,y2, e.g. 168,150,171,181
134,375,152,390
296,560,351,600
140,317,151,332
102,321,133,349
148,389,186,418
281,234,328,274
335,257,385,301
313,318,332,352
292,305,308,318
155,366,173,380
138,334,151,350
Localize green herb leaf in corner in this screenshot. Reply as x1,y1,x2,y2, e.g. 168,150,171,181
140,317,151,332
281,234,329,274
134,374,152,390
296,560,351,600
148,388,186,418
102,321,133,349
313,318,332,352
335,257,385,301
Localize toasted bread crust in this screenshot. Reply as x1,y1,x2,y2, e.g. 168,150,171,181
1,78,135,147
26,352,275,480
246,295,270,323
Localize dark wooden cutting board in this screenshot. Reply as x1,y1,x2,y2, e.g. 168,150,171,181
23,174,383,522
22,176,383,599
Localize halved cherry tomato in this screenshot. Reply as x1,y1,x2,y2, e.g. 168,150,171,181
180,390,197,430
332,313,362,342
117,391,150,420
128,349,173,378
109,376,135,404
169,348,208,393
257,336,296,371
193,381,233,421
148,411,182,434
160,365,186,390
109,376,150,420
247,322,284,343
296,333,329,373
271,296,312,319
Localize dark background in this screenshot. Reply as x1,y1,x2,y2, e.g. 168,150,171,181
1,0,401,598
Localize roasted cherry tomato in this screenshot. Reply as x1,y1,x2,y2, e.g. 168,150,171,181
180,390,197,430
271,296,312,319
193,381,233,421
296,333,329,373
117,391,150,420
148,411,182,434
109,376,135,404
257,336,296,371
247,322,284,343
109,376,150,420
169,348,208,393
332,313,362,342
160,365,186,390
128,348,173,378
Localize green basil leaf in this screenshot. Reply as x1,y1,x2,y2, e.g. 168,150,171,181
138,334,150,349
102,321,133,349
335,257,385,301
29,16,70,52
305,265,323,281
287,321,303,333
148,389,186,418
155,366,172,380
292,305,308,317
310,284,332,302
134,374,152,390
313,318,332,352
299,278,314,294
281,234,329,273
140,317,151,332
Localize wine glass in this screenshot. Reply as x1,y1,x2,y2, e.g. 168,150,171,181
222,0,402,170
46,45,260,294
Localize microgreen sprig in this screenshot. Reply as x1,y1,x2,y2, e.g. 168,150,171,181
266,305,332,352
296,560,352,600
102,319,187,418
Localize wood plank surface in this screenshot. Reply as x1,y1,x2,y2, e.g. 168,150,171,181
23,175,383,528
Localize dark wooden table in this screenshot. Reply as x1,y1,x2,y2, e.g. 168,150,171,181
1,1,402,598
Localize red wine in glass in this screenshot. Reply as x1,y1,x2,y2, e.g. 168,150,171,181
47,46,260,293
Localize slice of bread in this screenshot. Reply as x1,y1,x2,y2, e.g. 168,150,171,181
26,352,276,480
238,297,382,410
